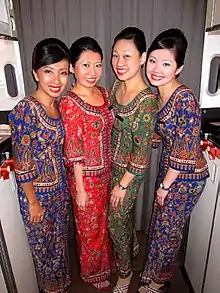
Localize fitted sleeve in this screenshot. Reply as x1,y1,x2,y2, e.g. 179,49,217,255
60,95,85,167
152,131,162,149
169,91,201,172
8,100,38,183
127,95,158,176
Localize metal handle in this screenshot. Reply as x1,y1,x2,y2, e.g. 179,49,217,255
210,163,217,182
211,0,217,27
217,180,220,197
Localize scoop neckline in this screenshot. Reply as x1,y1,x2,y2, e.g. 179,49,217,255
69,86,107,109
157,84,185,115
113,80,149,108
29,95,61,121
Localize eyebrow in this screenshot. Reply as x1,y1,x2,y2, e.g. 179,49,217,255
43,66,68,70
42,65,54,69
79,61,102,64
113,49,132,53
149,56,172,62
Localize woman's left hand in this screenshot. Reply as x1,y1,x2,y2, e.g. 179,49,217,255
156,187,169,206
110,184,127,208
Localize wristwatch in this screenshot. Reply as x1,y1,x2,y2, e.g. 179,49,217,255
159,182,170,191
118,183,128,190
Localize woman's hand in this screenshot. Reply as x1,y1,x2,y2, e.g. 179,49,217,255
76,189,88,211
110,184,127,208
156,187,169,206
29,201,44,223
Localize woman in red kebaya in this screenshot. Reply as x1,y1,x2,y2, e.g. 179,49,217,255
60,36,113,290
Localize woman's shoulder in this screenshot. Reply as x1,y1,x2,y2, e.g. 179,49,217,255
8,97,38,126
173,85,201,119
139,86,157,106
60,90,75,100
142,85,156,98
16,96,36,106
10,96,36,115
60,90,79,106
59,91,88,118
174,84,197,99
109,80,120,96
96,86,109,99
174,84,199,107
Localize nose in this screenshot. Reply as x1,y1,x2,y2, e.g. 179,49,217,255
115,56,125,67
151,62,160,72
89,66,96,76
54,73,61,84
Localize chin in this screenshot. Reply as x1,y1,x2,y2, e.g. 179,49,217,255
116,74,129,81
149,81,160,87
48,91,63,99
148,79,163,87
85,83,97,88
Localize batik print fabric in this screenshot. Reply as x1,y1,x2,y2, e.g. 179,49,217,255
60,86,114,285
8,97,71,293
141,85,209,285
108,80,158,278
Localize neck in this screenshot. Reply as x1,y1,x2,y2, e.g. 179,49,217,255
34,89,56,107
158,80,180,101
73,83,96,96
121,73,145,94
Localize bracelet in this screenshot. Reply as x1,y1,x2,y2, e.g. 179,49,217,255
118,183,128,190
159,182,171,191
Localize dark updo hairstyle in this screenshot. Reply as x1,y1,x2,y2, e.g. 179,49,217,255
69,36,103,67
32,37,69,71
112,26,146,55
147,28,188,68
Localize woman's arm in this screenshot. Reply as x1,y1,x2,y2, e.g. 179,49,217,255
8,100,44,222
60,96,85,167
169,91,200,173
152,132,162,148
157,90,201,206
73,164,87,211
60,96,88,210
21,182,44,222
110,171,135,208
111,94,158,208
156,167,180,206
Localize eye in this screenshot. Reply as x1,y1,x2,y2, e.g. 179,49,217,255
44,69,53,74
61,71,68,76
163,61,171,67
96,63,102,68
149,58,156,63
112,54,118,59
124,54,131,58
83,63,90,68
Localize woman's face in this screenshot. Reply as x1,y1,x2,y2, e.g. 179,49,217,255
146,49,183,87
33,59,69,98
111,39,146,81
71,50,102,88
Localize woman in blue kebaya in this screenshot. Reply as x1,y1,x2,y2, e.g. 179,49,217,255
138,28,209,293
9,38,71,293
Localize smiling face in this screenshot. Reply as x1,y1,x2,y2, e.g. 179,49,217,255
146,49,183,88
70,50,102,88
33,59,69,98
111,39,146,81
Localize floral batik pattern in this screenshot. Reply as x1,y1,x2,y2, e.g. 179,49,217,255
9,97,71,293
60,86,114,284
108,80,158,278
141,85,209,286
141,180,206,284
